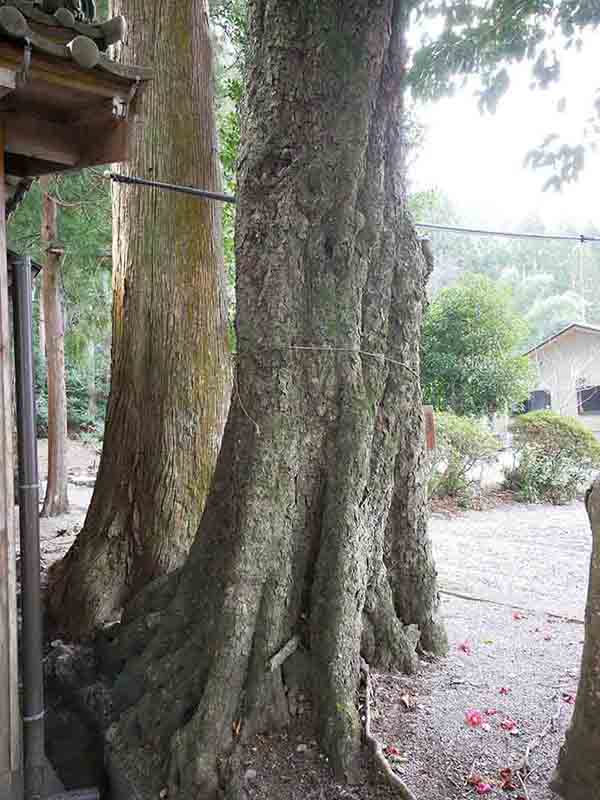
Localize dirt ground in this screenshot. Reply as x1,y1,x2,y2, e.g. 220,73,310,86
37,442,589,800
32,438,97,572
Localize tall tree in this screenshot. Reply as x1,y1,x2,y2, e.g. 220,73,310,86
102,2,443,797
48,0,231,637
40,178,69,517
552,479,600,799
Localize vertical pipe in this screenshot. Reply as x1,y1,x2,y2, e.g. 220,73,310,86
12,256,44,800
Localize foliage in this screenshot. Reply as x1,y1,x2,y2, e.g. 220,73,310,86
429,412,500,503
9,170,112,435
422,273,533,415
412,188,599,349
409,0,600,187
505,410,600,503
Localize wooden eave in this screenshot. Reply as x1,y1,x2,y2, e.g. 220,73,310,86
0,5,151,203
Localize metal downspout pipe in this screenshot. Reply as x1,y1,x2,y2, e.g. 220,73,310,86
12,256,44,800
12,257,99,800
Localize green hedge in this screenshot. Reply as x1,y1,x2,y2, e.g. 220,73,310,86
429,412,500,503
505,411,600,504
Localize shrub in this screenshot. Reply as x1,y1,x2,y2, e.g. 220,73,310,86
429,412,500,504
505,411,600,504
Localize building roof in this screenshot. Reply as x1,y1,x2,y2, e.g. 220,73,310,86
0,0,151,211
0,0,152,80
525,322,600,356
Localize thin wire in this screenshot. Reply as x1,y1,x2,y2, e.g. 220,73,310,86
415,221,600,244
235,345,418,378
108,173,600,245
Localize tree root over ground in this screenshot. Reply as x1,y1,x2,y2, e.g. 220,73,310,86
360,661,417,800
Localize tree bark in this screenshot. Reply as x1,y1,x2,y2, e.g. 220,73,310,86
47,0,231,637
552,480,600,799
37,283,46,369
40,179,69,517
86,339,97,422
103,3,445,797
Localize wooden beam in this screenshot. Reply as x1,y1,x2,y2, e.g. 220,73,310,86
77,117,129,168
0,122,23,800
2,111,79,167
5,152,69,178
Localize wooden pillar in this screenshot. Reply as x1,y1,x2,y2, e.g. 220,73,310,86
0,127,22,800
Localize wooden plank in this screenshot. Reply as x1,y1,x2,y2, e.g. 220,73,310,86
424,405,436,451
5,152,69,178
77,117,129,168
0,123,22,797
2,111,79,166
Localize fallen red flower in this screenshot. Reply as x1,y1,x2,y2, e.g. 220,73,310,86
499,767,516,790
500,718,518,731
465,709,484,727
458,640,472,655
499,687,511,695
512,611,526,620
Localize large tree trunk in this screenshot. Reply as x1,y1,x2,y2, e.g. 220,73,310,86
47,0,231,637
40,180,69,517
103,3,444,798
552,480,600,799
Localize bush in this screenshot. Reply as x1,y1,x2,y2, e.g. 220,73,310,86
505,411,600,504
429,412,500,504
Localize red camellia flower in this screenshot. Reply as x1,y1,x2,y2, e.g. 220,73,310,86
465,709,483,727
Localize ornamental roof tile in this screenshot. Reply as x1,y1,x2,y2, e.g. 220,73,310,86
0,0,151,80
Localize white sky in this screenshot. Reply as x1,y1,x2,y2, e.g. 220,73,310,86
410,35,600,230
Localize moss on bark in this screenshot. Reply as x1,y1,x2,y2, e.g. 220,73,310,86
99,2,446,797
47,0,231,638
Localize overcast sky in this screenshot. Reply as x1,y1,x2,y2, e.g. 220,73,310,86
410,35,599,230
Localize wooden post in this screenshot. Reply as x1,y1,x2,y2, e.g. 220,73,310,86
0,126,23,800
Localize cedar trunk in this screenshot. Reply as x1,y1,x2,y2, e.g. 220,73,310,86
552,480,600,799
104,3,445,798
40,180,69,517
47,0,231,637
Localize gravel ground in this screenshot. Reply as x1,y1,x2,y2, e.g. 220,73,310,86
33,443,591,800
372,501,589,800
430,501,591,621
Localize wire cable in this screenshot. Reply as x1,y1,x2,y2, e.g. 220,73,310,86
108,173,600,245
415,221,600,244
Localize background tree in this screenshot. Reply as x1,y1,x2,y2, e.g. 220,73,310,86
9,172,114,438
422,273,532,415
410,0,600,188
552,478,600,798
410,190,598,348
39,178,69,516
100,3,444,798
47,0,232,638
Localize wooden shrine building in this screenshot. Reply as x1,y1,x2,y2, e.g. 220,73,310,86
0,3,149,798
